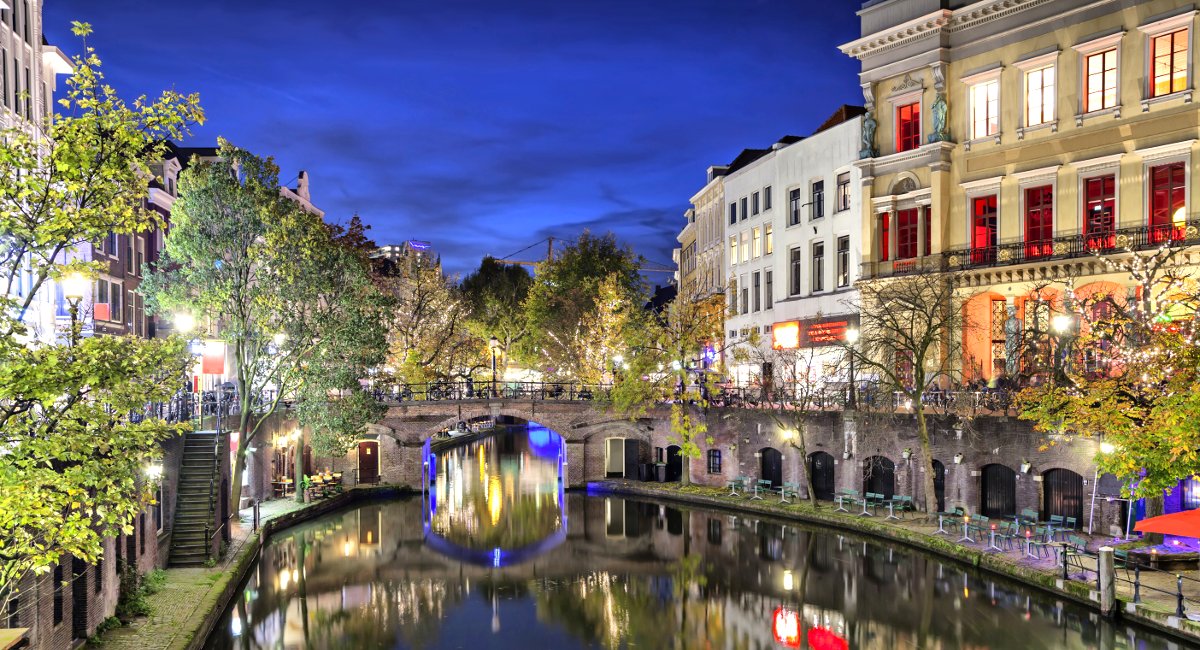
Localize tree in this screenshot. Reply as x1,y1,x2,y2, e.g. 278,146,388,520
522,231,645,380
460,256,532,363
1018,247,1200,529
383,250,482,385
276,214,390,501
0,22,203,610
143,142,375,509
739,343,840,506
847,273,965,513
612,289,724,485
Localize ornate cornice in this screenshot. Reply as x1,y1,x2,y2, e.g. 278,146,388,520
839,10,952,60
841,0,1061,61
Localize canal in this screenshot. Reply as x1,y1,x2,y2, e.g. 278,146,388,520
205,426,1177,649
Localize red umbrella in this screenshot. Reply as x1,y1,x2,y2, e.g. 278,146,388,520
1134,508,1200,537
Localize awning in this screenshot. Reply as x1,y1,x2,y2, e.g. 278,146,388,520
1134,509,1200,537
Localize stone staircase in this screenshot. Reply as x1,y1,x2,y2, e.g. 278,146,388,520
169,430,223,567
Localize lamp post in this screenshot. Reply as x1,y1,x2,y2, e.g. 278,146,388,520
488,336,501,398
845,327,860,410
62,272,88,346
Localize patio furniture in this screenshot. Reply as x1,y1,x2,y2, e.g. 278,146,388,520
750,479,771,501
887,495,912,520
1024,528,1052,558
777,482,800,504
726,478,745,497
859,492,880,517
835,489,860,513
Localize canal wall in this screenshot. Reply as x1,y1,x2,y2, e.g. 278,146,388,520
246,402,1120,533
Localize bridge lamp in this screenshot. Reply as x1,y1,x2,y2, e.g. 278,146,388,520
1099,442,1116,455
488,336,501,396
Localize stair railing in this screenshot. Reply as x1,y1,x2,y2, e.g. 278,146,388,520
203,390,227,562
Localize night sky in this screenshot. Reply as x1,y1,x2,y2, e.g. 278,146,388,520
45,1,861,277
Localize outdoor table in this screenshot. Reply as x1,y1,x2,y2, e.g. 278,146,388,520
957,518,975,544
835,493,852,513
749,480,770,501
726,478,744,497
883,498,902,521
1047,541,1069,567
857,495,873,517
1023,533,1046,559
934,513,951,535
986,524,1006,551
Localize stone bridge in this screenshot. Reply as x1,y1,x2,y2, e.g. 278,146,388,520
368,399,676,488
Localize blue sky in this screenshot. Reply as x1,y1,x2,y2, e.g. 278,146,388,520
46,0,861,276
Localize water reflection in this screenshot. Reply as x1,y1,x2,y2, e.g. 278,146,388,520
206,429,1174,649
425,425,565,565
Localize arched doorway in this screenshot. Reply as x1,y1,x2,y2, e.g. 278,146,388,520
358,440,380,484
862,456,895,499
808,451,835,500
932,460,946,512
980,464,1016,518
666,445,683,482
1043,468,1084,523
760,447,783,488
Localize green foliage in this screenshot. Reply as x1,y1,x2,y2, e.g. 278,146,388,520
115,562,153,619
521,232,645,379
0,28,201,612
382,250,480,384
611,291,724,484
1018,249,1200,501
460,256,532,363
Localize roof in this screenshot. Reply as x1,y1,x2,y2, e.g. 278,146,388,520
163,141,220,168
813,105,867,134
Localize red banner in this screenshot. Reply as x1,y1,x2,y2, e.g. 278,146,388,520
201,340,226,375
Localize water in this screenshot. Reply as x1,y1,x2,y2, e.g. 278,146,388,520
206,427,1177,649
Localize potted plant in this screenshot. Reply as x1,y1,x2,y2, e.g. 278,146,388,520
901,447,913,460
300,475,313,502
953,452,964,465
1020,459,1032,474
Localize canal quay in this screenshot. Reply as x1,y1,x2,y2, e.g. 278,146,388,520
185,427,1184,649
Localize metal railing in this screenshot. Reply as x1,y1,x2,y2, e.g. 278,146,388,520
863,219,1200,279
1063,545,1200,618
367,380,1017,415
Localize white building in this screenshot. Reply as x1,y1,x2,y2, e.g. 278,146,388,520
724,106,865,388
5,1,77,343
690,165,728,300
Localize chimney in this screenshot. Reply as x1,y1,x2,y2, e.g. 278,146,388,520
296,170,310,201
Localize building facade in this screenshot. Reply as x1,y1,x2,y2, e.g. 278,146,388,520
845,0,1200,381
724,111,865,387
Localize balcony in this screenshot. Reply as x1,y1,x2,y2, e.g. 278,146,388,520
861,219,1200,279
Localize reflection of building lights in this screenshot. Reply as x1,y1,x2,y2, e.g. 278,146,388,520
291,568,299,584
783,569,794,591
366,531,373,544
230,614,242,637
343,541,352,557
488,475,503,525
279,569,290,590
772,607,801,648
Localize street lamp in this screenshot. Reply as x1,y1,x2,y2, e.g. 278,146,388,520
488,336,501,397
1052,313,1074,378
174,312,196,335
844,327,860,410
62,272,88,345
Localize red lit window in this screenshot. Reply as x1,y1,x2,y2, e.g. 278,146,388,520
897,208,918,260
1151,29,1188,98
1024,185,1053,259
1149,162,1185,243
896,102,920,152
1084,175,1115,251
971,195,998,264
878,212,890,262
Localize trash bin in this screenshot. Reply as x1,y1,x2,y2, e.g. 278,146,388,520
641,463,655,482
655,464,667,482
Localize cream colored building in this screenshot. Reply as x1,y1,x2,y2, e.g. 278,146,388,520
689,165,728,301
844,0,1200,381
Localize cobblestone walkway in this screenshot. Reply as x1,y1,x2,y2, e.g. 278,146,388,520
92,498,308,650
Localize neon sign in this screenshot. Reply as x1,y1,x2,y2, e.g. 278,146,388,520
772,315,860,349
772,607,801,648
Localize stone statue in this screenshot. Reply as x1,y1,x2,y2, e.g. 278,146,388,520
860,112,878,159
1004,305,1020,377
929,93,949,143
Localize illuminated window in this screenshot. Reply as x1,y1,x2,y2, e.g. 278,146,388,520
739,231,749,263
878,212,890,262
1024,185,1054,258
764,223,774,255
729,236,737,265
1151,29,1188,98
1026,65,1055,126
1084,175,1116,250
1149,161,1186,242
971,196,998,264
969,79,1000,139
896,102,920,152
752,227,761,258
1085,49,1118,112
